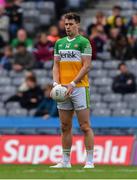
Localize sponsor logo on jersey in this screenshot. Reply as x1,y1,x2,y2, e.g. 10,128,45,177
59,50,81,61
65,43,71,48
74,44,78,48
60,51,77,58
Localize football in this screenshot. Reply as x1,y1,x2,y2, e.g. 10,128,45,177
51,85,67,102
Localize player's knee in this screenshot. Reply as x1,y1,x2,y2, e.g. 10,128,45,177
61,122,71,133
80,123,91,134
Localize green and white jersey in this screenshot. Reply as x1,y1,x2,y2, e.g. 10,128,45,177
54,35,92,87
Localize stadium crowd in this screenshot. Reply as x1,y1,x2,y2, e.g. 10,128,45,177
0,0,137,117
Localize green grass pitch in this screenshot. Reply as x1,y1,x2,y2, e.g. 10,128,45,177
0,164,136,179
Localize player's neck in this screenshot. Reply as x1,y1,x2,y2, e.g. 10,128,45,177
68,33,80,40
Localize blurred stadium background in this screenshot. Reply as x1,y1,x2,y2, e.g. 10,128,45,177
0,0,137,176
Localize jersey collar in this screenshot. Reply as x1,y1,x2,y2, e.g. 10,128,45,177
67,34,80,42
67,37,76,42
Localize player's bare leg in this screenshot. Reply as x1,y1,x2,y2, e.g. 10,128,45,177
76,109,94,168
59,110,74,149
50,109,74,168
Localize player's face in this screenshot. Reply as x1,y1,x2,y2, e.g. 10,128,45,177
65,19,79,37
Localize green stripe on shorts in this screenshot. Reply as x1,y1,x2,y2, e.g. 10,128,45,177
85,87,90,108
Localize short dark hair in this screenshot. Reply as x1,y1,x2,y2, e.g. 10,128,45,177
64,12,80,23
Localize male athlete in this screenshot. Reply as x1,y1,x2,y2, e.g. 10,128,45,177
50,12,94,168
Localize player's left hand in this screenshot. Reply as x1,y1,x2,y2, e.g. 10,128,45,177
65,83,74,96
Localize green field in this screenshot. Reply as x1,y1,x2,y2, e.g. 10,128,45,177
0,165,136,179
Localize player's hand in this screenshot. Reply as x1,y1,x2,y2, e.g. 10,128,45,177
50,83,60,98
66,83,74,96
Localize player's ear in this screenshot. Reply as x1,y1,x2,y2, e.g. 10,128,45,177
77,23,80,28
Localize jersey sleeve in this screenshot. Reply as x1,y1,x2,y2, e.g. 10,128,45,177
54,40,60,57
81,39,92,56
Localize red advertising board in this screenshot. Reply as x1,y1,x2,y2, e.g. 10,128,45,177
0,135,134,165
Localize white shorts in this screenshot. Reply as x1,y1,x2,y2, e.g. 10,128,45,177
57,87,90,111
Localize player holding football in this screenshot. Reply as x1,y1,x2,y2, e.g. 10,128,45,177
50,12,94,168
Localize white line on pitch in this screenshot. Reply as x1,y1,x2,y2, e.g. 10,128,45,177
23,169,137,173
